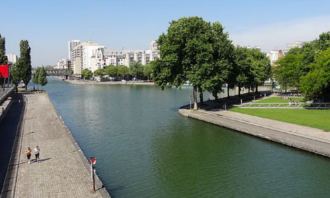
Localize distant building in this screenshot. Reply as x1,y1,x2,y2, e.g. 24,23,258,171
103,41,160,67
56,58,71,70
266,50,285,66
6,53,18,64
68,40,159,76
68,40,81,60
71,41,105,75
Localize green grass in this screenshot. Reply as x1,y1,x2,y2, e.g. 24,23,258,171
254,96,304,103
230,107,330,132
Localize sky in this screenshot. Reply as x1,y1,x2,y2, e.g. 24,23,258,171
2,0,330,66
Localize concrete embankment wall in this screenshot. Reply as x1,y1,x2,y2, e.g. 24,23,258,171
179,109,330,158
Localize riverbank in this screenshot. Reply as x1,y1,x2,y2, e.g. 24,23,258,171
65,79,155,86
1,92,110,198
179,109,330,158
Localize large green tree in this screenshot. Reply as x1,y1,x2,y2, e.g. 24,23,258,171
154,17,220,109
81,68,93,80
117,65,129,79
300,48,330,101
201,22,236,100
129,61,144,80
38,67,48,87
17,40,32,90
0,34,8,64
10,64,21,92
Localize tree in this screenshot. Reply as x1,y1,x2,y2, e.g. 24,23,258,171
274,48,305,92
143,62,155,80
0,34,8,64
32,67,41,89
10,64,21,92
17,40,32,90
81,69,93,80
117,65,129,79
248,48,271,93
153,17,217,109
94,68,105,77
300,48,330,101
38,67,48,87
104,65,118,78
129,61,144,80
202,22,236,100
235,47,253,96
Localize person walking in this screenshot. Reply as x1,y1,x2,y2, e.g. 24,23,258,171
26,147,32,164
34,146,40,162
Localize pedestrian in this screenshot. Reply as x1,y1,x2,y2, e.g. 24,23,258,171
26,147,32,164
34,146,40,162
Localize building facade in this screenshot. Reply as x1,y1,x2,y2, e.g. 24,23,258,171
6,53,18,64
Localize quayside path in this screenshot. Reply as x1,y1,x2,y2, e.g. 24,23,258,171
1,92,110,198
179,109,330,157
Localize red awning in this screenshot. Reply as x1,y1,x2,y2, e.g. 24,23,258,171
0,64,9,78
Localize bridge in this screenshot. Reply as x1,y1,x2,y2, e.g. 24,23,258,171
32,68,73,78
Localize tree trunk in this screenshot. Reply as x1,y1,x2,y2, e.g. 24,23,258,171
227,86,230,98
238,85,241,97
193,86,198,110
255,85,259,93
198,87,203,105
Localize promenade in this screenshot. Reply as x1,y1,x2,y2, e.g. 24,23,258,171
1,93,110,198
179,109,330,157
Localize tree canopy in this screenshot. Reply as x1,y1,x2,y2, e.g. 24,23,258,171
275,31,330,101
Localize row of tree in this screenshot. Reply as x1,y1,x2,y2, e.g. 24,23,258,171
32,67,48,89
82,61,155,81
152,17,271,109
0,34,32,91
274,32,330,101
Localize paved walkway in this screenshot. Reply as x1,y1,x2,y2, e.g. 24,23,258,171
1,93,110,198
179,109,330,157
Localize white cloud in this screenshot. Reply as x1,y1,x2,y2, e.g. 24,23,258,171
230,15,330,51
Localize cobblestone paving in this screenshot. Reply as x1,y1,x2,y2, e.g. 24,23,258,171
2,93,110,198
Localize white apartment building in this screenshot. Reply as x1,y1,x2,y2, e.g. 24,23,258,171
71,41,105,75
6,53,18,64
103,41,160,67
68,40,81,60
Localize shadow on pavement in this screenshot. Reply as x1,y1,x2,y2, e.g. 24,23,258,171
0,93,24,191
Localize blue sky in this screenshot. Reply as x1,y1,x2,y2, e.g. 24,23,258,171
2,0,330,66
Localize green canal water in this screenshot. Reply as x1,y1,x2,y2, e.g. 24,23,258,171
45,79,330,198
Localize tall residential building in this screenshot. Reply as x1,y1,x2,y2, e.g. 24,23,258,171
71,41,105,75
68,40,81,60
6,53,18,64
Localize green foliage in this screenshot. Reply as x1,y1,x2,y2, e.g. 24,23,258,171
104,65,118,77
10,64,21,89
300,48,330,100
81,68,93,80
17,40,32,89
143,62,155,80
117,65,129,79
275,31,330,101
274,49,305,90
0,34,8,64
38,67,48,86
129,61,144,79
94,68,105,77
32,67,48,89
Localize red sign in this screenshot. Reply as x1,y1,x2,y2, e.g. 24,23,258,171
0,64,9,78
90,157,96,165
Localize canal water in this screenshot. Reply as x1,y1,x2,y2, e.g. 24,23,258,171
45,79,330,198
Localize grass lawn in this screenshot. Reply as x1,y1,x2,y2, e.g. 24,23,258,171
254,96,304,103
230,107,330,132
